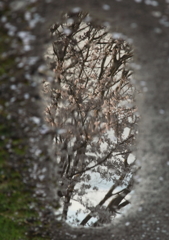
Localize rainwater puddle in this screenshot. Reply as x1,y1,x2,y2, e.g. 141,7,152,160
42,10,140,227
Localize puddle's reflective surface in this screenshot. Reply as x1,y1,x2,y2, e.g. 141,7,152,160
43,11,139,227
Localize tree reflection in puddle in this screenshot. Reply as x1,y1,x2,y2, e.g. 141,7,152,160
43,10,139,227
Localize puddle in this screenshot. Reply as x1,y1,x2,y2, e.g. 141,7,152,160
42,10,139,227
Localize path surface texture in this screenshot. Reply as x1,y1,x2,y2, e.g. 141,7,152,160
2,0,169,239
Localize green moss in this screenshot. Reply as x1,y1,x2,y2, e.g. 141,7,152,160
0,115,50,240
12,141,27,156
0,155,38,237
0,216,27,240
0,7,58,239
0,57,15,75
0,155,50,239
0,124,10,138
0,123,48,239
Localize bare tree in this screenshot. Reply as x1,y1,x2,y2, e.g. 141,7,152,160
43,12,139,226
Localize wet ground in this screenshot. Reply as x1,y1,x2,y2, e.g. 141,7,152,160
1,0,169,239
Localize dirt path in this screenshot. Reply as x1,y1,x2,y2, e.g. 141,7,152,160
1,0,169,239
